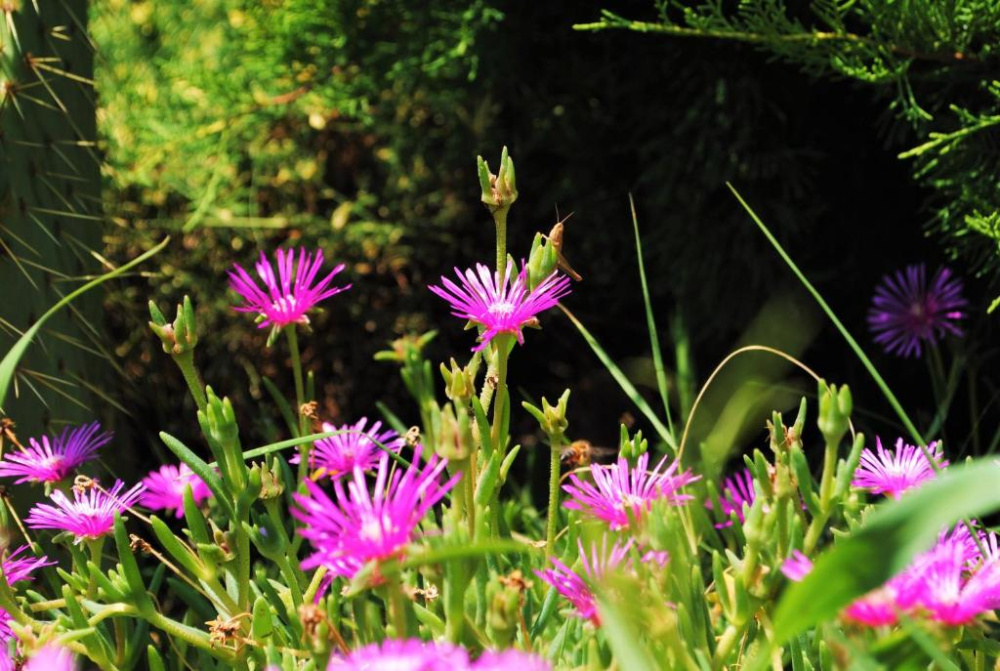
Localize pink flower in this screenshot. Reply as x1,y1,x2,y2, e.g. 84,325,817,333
535,538,633,626
563,453,699,529
23,645,76,671
0,547,54,641
229,248,350,329
705,469,756,528
780,551,813,582
291,418,404,479
842,582,903,627
140,464,212,518
852,438,946,499
868,264,966,358
25,480,145,542
474,650,551,671
429,261,571,351
0,422,110,484
328,639,467,670
292,447,459,581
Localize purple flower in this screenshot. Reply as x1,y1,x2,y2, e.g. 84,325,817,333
140,464,212,518
852,438,946,500
474,650,551,671
23,645,76,671
292,447,459,582
25,480,145,542
229,248,350,329
563,453,699,529
535,538,633,626
0,547,54,641
705,469,757,528
291,418,404,479
329,639,468,670
0,422,110,484
429,261,571,351
868,264,966,358
780,551,813,582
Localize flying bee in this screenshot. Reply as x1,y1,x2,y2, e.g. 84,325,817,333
560,440,617,469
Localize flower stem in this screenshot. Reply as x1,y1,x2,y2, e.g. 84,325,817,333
286,326,310,480
494,208,508,277
545,436,565,551
174,350,207,413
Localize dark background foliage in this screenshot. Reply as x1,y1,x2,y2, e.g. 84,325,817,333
54,0,1000,482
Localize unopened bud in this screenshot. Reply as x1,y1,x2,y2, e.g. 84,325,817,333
477,147,518,213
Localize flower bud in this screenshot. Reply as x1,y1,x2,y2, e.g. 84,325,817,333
148,295,198,355
246,511,287,560
436,404,472,461
373,331,437,365
440,358,476,402
526,232,559,290
477,147,518,213
487,571,529,647
618,424,648,462
817,381,852,447
257,458,285,500
522,389,570,438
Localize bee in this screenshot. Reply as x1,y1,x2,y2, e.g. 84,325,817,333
560,440,617,469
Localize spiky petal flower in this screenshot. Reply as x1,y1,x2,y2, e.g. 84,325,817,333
0,422,110,484
852,438,946,500
0,547,55,641
23,645,76,671
780,551,814,582
705,468,757,528
429,261,571,351
563,453,699,529
291,418,404,479
292,447,459,581
229,248,350,329
25,480,145,542
328,639,468,671
140,464,212,518
842,582,903,627
535,538,634,626
474,650,552,671
867,264,966,358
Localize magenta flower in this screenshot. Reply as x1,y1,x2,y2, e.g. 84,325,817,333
229,248,350,329
867,264,966,358
429,261,571,351
292,447,459,582
535,538,633,626
0,547,54,641
780,550,813,582
23,645,76,671
25,480,145,542
291,418,404,479
329,639,468,671
140,464,212,518
842,582,903,627
563,453,699,529
0,422,110,484
705,469,757,528
852,438,946,500
474,650,551,671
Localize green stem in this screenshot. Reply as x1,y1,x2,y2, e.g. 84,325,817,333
387,576,409,638
87,536,106,598
545,436,565,551
713,623,744,669
279,556,304,609
286,326,310,481
494,208,508,276
174,350,207,413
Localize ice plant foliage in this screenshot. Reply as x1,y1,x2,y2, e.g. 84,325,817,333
140,463,212,518
429,261,571,351
229,248,350,329
535,539,634,626
563,453,699,529
0,422,110,484
292,447,459,580
290,418,403,478
25,480,145,542
0,547,54,641
852,437,946,499
867,264,966,358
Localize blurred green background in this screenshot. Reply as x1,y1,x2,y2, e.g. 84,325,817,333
2,0,998,485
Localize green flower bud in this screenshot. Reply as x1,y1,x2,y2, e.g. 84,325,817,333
148,295,198,355
817,381,852,447
258,458,285,500
436,404,472,461
440,358,476,402
373,331,437,364
477,147,518,212
522,389,570,438
486,571,529,647
618,424,648,462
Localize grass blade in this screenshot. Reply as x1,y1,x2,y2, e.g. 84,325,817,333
727,184,924,445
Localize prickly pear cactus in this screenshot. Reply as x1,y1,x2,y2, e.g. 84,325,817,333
0,0,105,434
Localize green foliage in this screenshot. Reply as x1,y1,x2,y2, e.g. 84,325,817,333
0,0,109,431
577,1,1000,276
